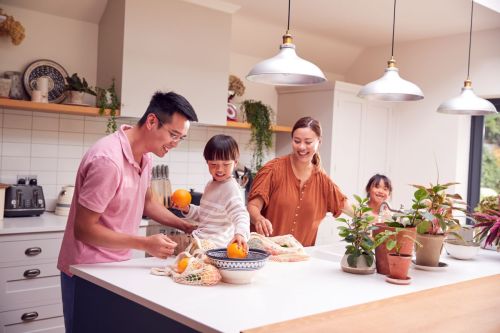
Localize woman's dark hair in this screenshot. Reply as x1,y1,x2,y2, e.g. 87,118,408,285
138,91,198,127
291,116,322,166
365,174,393,197
203,135,240,161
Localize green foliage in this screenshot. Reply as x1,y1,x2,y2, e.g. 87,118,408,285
484,113,500,144
390,182,466,235
481,145,500,194
96,79,120,134
337,195,378,268
64,73,96,95
242,100,273,172
374,228,422,255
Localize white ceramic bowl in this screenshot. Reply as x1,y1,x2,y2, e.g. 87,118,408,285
444,240,480,260
205,248,269,284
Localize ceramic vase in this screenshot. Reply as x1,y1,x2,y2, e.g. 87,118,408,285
340,254,376,275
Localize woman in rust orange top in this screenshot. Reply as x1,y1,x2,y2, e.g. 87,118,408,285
247,116,351,246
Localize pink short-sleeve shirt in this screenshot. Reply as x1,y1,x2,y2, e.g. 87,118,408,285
57,125,152,275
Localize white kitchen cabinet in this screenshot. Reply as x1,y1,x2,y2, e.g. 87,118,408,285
276,81,394,200
97,0,234,125
0,232,65,332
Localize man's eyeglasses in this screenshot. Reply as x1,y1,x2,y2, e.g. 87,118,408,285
154,114,185,142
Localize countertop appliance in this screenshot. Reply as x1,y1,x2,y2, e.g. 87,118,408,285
4,178,45,217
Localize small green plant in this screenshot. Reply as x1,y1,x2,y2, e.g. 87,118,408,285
241,100,273,172
337,195,378,268
374,228,422,255
96,79,120,133
64,73,96,95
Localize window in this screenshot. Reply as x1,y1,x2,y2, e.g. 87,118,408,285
468,99,500,216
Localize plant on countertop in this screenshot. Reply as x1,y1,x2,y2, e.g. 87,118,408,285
64,73,96,96
473,195,500,250
241,99,273,172
96,79,120,133
337,195,378,268
0,8,25,45
390,182,466,235
374,228,422,255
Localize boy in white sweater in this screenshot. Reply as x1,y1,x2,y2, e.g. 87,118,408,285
179,135,250,250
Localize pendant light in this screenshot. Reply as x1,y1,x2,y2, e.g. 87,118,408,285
358,0,424,101
246,0,326,86
437,1,497,115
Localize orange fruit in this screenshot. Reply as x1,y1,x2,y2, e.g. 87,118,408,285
171,189,192,208
177,257,190,273
227,242,248,259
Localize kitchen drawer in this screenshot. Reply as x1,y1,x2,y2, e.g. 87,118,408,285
0,263,60,312
0,236,62,265
0,303,64,333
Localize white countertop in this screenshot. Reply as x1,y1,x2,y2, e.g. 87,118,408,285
0,212,149,235
70,245,500,333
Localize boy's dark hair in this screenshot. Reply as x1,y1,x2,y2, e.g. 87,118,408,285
203,135,240,161
138,91,198,126
365,174,393,197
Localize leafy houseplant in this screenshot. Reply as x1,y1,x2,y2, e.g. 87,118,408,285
95,79,120,133
65,73,96,105
241,100,273,172
473,195,500,250
337,195,377,273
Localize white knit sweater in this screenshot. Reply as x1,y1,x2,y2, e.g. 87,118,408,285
184,177,250,248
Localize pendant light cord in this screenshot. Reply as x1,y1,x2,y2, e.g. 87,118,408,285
286,0,291,33
467,0,474,80
391,0,396,58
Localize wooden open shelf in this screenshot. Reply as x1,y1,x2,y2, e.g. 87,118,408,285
0,98,118,117
226,121,292,133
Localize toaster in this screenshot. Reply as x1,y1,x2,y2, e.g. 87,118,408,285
4,178,46,217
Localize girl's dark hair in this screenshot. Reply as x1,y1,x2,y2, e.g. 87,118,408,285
291,116,322,166
138,91,198,127
203,135,240,161
365,174,393,197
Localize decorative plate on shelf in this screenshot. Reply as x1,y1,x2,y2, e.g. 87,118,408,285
23,59,68,104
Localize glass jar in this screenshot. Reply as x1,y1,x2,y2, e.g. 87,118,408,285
4,71,27,100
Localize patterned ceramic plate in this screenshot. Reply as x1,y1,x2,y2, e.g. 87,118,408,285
23,59,68,104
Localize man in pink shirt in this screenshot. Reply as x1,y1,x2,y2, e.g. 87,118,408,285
57,91,198,332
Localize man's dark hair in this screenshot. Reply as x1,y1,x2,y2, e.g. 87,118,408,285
138,91,198,126
203,135,240,161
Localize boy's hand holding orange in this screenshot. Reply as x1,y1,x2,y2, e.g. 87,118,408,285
171,189,192,211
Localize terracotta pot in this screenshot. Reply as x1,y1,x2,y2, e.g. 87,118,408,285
373,223,416,275
415,233,445,267
340,254,375,275
387,254,412,280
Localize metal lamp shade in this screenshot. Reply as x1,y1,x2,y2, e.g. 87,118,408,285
358,66,424,102
437,83,497,115
246,43,326,86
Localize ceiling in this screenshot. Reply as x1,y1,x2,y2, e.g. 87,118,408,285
2,0,499,74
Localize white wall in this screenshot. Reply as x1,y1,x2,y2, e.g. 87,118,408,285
345,28,500,208
0,4,98,105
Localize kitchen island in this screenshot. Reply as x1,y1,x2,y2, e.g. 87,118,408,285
70,246,500,333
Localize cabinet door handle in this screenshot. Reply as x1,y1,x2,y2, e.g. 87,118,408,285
23,268,41,278
25,247,42,256
21,311,39,321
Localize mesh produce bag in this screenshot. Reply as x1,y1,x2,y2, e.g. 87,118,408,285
150,251,221,286
248,232,309,262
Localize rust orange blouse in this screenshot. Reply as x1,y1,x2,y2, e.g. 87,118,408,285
248,155,346,246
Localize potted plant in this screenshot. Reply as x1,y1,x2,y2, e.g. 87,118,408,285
241,100,273,172
64,73,96,105
374,228,422,283
337,195,378,274
473,195,500,251
95,79,120,133
400,182,466,267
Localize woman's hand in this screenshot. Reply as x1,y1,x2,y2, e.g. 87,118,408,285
254,216,273,237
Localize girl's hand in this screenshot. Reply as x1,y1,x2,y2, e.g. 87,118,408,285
254,216,273,237
229,234,248,252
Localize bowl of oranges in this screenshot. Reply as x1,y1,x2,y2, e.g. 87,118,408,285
205,244,269,284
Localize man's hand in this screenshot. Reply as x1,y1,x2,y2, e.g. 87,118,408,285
143,234,177,259
182,221,197,234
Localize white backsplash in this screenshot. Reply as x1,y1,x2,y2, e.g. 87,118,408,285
0,108,276,211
